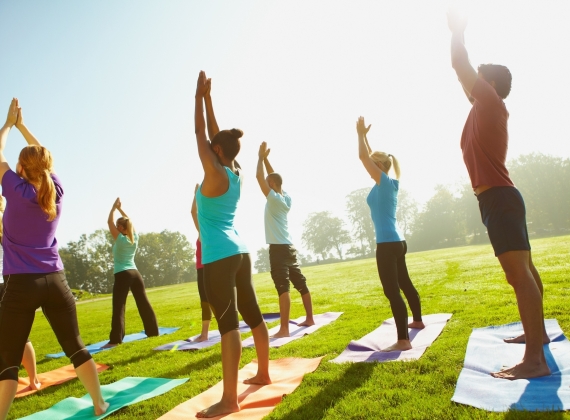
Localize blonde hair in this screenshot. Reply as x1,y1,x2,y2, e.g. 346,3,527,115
369,151,401,180
19,145,57,221
116,217,135,244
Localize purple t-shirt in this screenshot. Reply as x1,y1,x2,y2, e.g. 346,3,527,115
1,170,64,275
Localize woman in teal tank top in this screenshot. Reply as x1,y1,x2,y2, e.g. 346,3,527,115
102,198,158,348
356,116,424,353
194,71,270,418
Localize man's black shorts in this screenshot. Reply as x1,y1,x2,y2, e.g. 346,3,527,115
477,186,531,257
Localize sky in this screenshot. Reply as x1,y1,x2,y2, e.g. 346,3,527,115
1,1,569,263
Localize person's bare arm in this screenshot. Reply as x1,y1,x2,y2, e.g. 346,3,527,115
448,10,478,98
357,117,382,185
256,142,271,197
15,102,41,146
107,198,120,240
263,155,275,175
0,99,19,182
204,78,220,141
191,183,200,234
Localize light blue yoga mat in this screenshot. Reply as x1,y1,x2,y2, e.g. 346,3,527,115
46,327,180,358
20,376,188,420
452,319,569,411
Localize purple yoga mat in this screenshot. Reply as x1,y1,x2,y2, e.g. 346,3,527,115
154,313,280,351
331,313,452,363
242,312,343,348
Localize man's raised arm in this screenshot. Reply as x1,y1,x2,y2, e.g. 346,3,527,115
448,10,477,101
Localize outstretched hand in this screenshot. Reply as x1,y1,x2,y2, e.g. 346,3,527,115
5,98,18,127
356,116,371,137
196,71,208,98
16,104,24,128
113,197,121,209
258,142,271,159
205,78,212,98
447,7,468,34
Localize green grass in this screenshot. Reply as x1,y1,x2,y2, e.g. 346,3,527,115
10,236,570,419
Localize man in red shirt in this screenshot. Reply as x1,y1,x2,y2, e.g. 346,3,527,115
448,11,550,380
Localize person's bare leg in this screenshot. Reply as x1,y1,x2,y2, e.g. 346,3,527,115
492,250,550,380
244,322,271,385
0,379,18,420
297,292,315,327
192,320,211,342
74,359,109,415
272,292,291,338
21,342,41,390
504,252,549,344
196,330,241,418
381,339,412,352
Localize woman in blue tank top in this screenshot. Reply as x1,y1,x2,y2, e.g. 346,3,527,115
194,71,270,418
356,116,424,352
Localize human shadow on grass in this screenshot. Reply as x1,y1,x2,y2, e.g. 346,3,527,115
504,340,564,419
276,361,376,420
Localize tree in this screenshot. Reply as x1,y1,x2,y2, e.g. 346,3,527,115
302,211,351,260
254,247,270,273
345,188,375,257
396,189,419,238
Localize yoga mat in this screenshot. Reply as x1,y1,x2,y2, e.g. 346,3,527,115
158,357,322,419
46,327,180,358
452,319,570,411
331,313,452,363
154,313,280,351
242,312,343,348
16,363,109,398
20,376,188,420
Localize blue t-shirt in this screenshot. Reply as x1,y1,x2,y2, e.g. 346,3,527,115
196,167,248,264
367,171,405,243
113,232,139,274
264,189,293,245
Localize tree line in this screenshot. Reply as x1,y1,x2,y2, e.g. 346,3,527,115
60,230,195,294
255,153,569,269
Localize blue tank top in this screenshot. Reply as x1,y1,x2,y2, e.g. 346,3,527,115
196,167,248,264
367,171,405,243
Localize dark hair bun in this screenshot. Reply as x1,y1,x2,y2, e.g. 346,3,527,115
230,128,244,139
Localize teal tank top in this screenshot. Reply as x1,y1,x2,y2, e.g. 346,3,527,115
196,167,248,264
366,171,405,243
113,232,139,273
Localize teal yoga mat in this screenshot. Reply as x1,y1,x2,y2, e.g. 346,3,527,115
20,376,188,420
46,327,179,358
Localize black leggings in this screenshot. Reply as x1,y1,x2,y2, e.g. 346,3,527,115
376,241,422,340
0,271,91,381
109,269,159,344
196,268,212,321
204,253,263,336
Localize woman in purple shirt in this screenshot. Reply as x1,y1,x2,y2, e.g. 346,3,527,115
0,99,108,418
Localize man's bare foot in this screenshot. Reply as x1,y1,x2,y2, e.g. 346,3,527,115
381,339,412,352
408,321,425,329
491,360,551,380
101,342,118,349
243,373,272,385
503,333,550,345
190,335,209,343
297,318,315,327
271,329,290,338
196,400,240,418
29,378,41,390
94,401,110,416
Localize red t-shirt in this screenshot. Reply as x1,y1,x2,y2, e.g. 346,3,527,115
461,78,514,189
195,239,203,269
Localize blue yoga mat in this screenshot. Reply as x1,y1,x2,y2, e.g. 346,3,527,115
452,319,570,411
46,327,180,358
20,376,188,419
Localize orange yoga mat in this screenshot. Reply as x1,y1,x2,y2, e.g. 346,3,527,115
16,363,109,398
159,357,322,419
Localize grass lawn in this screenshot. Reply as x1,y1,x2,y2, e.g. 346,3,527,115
10,235,570,419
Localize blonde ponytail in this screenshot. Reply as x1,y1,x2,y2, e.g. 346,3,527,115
117,217,135,244
369,151,401,179
390,154,401,180
18,146,57,221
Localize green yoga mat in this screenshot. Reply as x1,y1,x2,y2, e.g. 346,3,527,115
20,376,188,420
